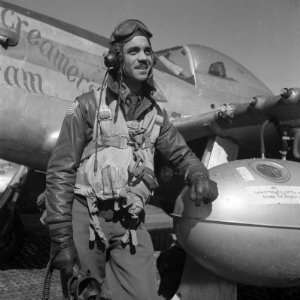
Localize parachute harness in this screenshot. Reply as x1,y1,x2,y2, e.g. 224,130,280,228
81,74,159,255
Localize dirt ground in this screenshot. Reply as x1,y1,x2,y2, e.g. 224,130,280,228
1,213,300,300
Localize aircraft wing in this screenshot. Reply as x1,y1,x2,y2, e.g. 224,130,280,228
173,89,300,153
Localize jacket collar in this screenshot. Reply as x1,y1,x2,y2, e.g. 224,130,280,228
106,74,157,119
106,74,156,103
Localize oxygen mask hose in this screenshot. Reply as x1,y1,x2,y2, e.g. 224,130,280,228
94,70,109,174
114,68,123,123
41,260,52,300
41,249,60,300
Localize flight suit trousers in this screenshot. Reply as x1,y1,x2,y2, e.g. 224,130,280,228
72,199,161,300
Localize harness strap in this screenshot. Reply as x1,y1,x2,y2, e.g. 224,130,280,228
85,194,140,254
129,160,158,191
81,94,162,162
86,196,108,249
81,135,129,161
120,229,138,254
140,167,159,190
82,133,155,162
128,133,153,150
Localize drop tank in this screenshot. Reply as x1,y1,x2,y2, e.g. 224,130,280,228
175,158,300,286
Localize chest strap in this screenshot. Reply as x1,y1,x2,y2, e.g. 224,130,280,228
81,135,153,162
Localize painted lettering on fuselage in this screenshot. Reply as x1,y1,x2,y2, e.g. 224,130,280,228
26,28,95,91
2,65,44,94
1,8,99,95
1,7,28,38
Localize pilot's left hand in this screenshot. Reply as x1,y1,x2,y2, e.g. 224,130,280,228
189,174,218,206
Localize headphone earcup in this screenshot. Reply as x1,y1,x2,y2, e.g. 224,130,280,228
104,51,119,69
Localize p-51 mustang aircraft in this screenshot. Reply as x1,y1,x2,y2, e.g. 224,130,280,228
1,1,300,299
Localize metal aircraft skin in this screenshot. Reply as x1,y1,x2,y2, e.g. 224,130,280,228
1,0,300,288
0,1,281,170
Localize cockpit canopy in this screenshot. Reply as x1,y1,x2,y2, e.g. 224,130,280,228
155,44,272,96
155,46,195,84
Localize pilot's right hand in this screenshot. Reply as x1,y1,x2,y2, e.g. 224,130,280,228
50,239,79,278
49,226,79,277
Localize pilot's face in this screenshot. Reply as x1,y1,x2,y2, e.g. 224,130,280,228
122,36,153,82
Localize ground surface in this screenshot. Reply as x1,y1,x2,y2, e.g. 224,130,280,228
1,212,300,300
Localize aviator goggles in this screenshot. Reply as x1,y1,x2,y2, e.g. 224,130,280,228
110,19,153,44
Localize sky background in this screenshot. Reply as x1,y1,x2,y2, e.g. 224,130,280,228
8,0,300,94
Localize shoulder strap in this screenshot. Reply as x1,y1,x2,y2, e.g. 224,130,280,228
92,86,112,141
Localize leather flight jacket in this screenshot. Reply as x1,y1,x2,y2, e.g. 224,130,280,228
45,77,209,243
74,86,162,204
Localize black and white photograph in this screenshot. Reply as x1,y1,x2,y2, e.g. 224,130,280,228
0,0,300,299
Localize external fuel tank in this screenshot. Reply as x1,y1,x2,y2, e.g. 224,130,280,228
175,159,300,286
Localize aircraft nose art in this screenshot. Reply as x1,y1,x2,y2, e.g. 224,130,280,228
175,159,300,287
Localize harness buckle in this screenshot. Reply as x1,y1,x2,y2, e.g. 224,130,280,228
118,136,129,149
